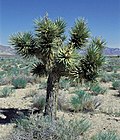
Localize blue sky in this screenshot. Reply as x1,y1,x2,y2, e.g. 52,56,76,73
0,0,120,48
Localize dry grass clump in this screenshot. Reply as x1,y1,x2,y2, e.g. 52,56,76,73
8,114,91,140
71,90,102,112
91,130,120,140
0,87,14,97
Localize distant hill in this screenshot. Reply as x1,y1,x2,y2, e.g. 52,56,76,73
103,47,120,56
0,44,120,57
0,45,15,56
79,47,120,56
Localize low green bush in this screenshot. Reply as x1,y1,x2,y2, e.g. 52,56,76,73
0,71,6,78
25,90,38,98
112,80,120,90
10,115,91,140
0,77,11,86
39,81,47,89
84,81,94,91
90,83,107,95
105,65,114,72
100,74,114,83
71,90,99,112
32,96,46,111
59,78,70,90
113,67,118,73
111,73,120,80
0,87,14,97
12,77,27,89
91,130,120,140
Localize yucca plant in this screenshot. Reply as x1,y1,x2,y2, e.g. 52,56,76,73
0,87,14,97
91,130,120,140
112,80,120,90
32,95,46,111
12,77,27,89
71,90,94,112
90,83,107,95
9,14,106,120
59,77,70,90
100,74,114,83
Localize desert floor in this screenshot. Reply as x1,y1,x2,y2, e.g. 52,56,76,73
0,79,120,140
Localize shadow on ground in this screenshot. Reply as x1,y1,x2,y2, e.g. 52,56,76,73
0,108,32,124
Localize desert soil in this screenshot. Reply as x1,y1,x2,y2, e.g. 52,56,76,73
0,81,120,140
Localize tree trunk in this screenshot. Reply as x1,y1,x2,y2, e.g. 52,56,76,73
44,70,60,120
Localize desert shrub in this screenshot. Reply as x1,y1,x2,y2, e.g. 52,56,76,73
91,130,120,140
12,77,27,89
111,73,120,80
32,95,46,111
26,76,38,84
90,83,107,95
22,68,30,76
0,77,11,85
71,90,99,112
101,108,120,117
0,71,6,78
25,90,38,98
100,74,114,83
39,81,47,89
104,65,114,72
84,81,95,91
59,77,70,90
7,67,20,76
113,67,118,73
0,87,14,97
112,80,120,90
9,115,91,140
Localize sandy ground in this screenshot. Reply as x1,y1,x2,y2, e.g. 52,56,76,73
0,81,120,140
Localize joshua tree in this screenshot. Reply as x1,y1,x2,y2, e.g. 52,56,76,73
10,14,106,120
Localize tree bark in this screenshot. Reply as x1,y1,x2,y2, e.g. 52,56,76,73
44,70,60,120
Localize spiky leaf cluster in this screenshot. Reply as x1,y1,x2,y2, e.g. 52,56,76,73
71,38,106,82
9,32,36,58
70,19,90,49
57,45,78,67
34,16,66,62
32,62,47,77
